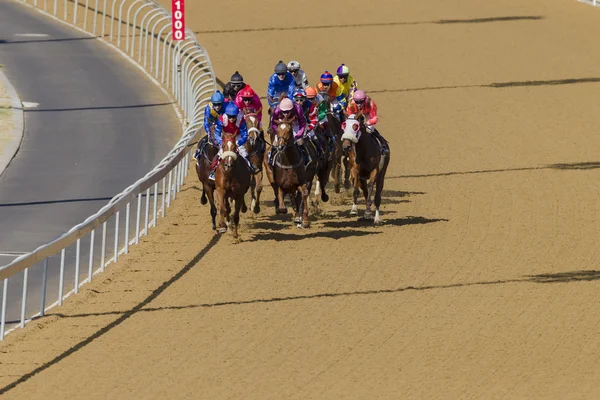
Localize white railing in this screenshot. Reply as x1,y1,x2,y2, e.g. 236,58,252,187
579,0,600,7
0,0,216,340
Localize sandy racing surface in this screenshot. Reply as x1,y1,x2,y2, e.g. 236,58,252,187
3,0,600,398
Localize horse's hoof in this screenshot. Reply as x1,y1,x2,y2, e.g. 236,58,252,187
334,186,341,194
218,227,227,233
294,216,301,224
279,208,288,215
344,180,351,190
212,225,217,231
321,193,329,202
200,196,207,205
302,221,311,229
241,204,248,213
350,204,358,216
364,211,374,220
253,206,261,214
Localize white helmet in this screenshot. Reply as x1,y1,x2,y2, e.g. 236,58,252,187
287,60,301,72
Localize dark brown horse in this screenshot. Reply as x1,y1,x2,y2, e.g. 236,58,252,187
341,115,390,224
242,112,265,214
195,127,219,230
215,134,252,238
263,119,310,228
316,92,350,193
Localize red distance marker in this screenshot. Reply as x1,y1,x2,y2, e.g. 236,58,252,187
172,0,185,40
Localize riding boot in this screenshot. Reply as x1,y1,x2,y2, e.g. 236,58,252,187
312,136,324,158
242,155,257,174
267,148,275,167
328,134,335,153
193,148,201,160
372,129,390,155
209,156,219,180
298,144,311,166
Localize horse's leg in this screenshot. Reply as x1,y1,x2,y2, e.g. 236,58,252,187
350,168,360,216
253,170,263,214
205,184,217,230
277,186,287,215
317,156,330,203
249,173,257,212
225,197,232,230
343,155,351,190
216,188,227,233
294,190,302,225
364,169,378,220
299,184,310,228
333,159,342,193
232,196,243,239
374,158,390,225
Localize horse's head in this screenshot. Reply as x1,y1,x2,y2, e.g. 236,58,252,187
220,134,238,171
245,114,260,146
274,119,293,151
341,115,362,153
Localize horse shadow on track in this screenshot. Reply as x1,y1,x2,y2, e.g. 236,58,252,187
321,216,448,229
251,229,382,242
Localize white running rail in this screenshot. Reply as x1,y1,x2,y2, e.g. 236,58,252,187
579,0,600,7
0,0,216,340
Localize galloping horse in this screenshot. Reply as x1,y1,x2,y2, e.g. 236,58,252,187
341,115,390,224
316,92,350,193
215,134,252,238
264,119,311,228
242,112,265,214
195,127,219,230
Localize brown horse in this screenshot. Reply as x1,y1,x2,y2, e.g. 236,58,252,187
341,115,390,224
195,127,219,230
263,119,310,228
243,112,265,214
316,92,350,193
215,134,252,238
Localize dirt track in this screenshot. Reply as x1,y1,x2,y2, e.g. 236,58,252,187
2,0,600,398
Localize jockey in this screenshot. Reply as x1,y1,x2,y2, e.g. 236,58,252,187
333,64,357,108
223,71,246,102
267,61,296,111
267,98,308,166
287,60,309,90
209,103,256,180
306,86,334,153
234,85,263,126
194,90,225,159
346,90,389,154
316,71,344,121
294,88,324,157
293,88,311,119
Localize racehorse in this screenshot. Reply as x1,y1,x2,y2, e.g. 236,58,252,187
341,115,390,224
242,112,265,214
316,92,350,193
195,127,219,230
264,119,310,228
214,133,252,238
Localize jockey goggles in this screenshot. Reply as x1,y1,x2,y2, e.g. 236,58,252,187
242,97,253,102
337,74,349,79
355,99,365,105
277,72,286,77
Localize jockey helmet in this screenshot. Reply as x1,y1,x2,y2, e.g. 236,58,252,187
336,64,350,76
353,90,366,102
280,98,294,111
287,60,301,72
225,103,239,117
305,87,318,99
274,61,288,75
210,90,224,104
238,85,255,99
293,88,306,99
320,71,334,84
230,71,244,83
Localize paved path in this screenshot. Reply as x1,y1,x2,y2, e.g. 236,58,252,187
0,1,180,257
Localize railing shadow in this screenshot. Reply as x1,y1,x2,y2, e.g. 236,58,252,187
194,15,543,34
25,102,174,113
389,160,600,180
